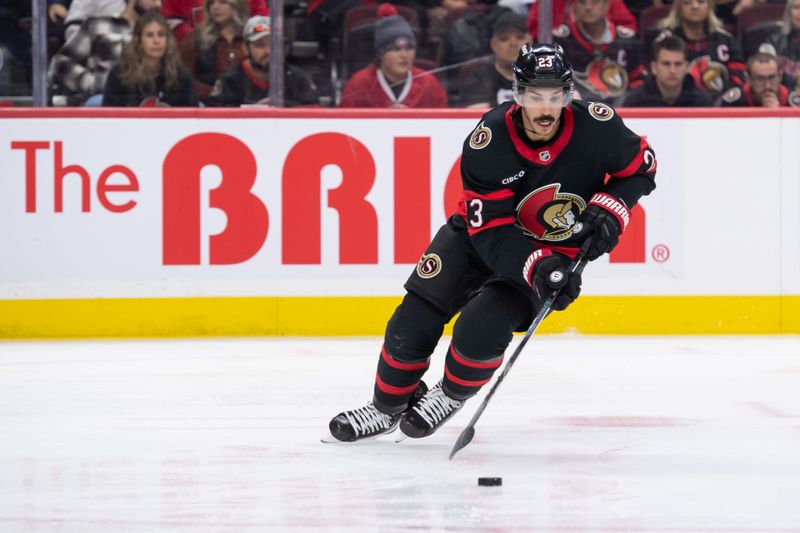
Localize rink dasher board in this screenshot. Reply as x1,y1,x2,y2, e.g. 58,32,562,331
1,108,799,336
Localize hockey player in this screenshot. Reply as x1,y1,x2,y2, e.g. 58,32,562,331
325,43,657,443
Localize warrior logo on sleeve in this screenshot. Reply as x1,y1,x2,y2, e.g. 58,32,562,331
516,184,587,241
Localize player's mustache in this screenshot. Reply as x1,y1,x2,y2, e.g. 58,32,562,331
533,115,556,123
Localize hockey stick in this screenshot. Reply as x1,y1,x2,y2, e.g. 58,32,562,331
448,239,593,460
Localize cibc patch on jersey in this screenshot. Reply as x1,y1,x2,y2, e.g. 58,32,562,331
469,122,492,150
516,184,587,241
416,253,442,279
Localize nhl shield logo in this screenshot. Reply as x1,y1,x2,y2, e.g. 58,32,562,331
416,253,442,279
469,122,492,150
539,150,551,162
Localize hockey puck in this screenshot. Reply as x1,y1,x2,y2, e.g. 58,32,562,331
478,477,502,487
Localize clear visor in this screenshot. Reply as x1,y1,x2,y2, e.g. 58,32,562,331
512,85,574,108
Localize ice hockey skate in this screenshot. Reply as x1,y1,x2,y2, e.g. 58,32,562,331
323,382,427,443
398,381,465,439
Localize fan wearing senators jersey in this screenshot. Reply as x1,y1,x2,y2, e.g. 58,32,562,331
324,43,657,444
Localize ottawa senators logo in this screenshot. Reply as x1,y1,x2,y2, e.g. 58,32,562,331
689,56,729,95
588,102,614,121
721,86,742,104
469,122,492,150
575,58,629,98
416,253,442,279
516,184,586,241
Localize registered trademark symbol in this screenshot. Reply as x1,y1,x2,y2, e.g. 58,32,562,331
652,244,670,263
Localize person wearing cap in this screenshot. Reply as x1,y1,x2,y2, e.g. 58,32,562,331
458,10,531,108
210,15,319,106
339,3,447,108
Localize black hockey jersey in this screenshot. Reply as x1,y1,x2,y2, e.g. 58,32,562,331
646,27,745,97
553,19,646,105
621,74,713,107
718,83,800,107
458,100,656,288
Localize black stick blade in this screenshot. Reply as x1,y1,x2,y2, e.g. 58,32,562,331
448,426,475,460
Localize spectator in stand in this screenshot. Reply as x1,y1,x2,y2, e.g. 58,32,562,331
763,0,800,93
308,0,430,60
48,0,162,104
720,50,800,105
162,0,266,42
458,10,530,108
180,0,249,103
527,0,637,39
340,3,448,108
648,0,745,99
621,34,713,106
103,11,197,106
59,0,125,40
209,15,319,106
426,1,491,48
553,0,645,105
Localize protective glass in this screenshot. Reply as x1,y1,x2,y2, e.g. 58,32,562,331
512,85,574,108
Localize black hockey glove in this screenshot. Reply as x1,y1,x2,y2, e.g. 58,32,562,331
524,250,582,312
574,192,630,261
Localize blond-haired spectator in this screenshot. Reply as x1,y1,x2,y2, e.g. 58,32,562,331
179,0,249,102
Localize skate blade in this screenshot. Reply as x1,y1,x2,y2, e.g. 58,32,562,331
321,428,401,444
320,429,342,443
394,430,409,443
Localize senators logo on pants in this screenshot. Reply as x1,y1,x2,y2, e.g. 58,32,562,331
516,184,586,241
416,253,442,279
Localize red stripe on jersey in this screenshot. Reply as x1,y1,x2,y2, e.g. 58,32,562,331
462,188,514,202
381,346,430,371
729,61,745,71
444,365,492,387
375,373,420,395
629,65,646,88
505,105,575,165
449,344,504,369
466,216,517,236
611,137,652,178
569,18,614,53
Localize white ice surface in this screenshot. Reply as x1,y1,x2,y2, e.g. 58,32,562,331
1,336,799,532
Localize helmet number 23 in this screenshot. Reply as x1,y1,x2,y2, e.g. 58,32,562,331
537,56,554,68
468,198,484,227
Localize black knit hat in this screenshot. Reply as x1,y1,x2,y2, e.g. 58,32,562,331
374,3,416,58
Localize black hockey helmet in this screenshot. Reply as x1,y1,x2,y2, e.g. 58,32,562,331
512,43,574,106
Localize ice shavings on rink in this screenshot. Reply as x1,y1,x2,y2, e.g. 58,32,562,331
0,336,798,532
